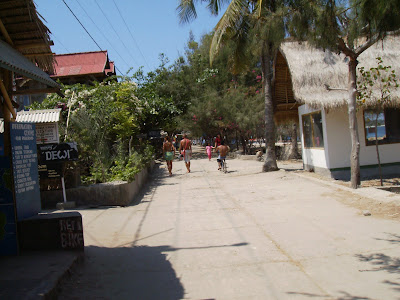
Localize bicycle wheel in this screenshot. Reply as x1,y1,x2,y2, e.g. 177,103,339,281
223,159,228,173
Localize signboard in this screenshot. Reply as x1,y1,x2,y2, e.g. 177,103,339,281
38,163,62,178
38,143,78,164
36,123,59,144
0,156,18,255
10,122,41,221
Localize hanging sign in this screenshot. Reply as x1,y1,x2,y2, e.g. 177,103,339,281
38,143,78,164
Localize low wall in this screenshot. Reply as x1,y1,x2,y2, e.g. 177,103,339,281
41,161,155,208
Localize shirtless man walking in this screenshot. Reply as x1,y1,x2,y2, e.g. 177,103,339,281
179,134,192,173
215,140,230,170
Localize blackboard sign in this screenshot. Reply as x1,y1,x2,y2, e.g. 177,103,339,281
38,163,62,178
38,143,78,164
10,122,41,221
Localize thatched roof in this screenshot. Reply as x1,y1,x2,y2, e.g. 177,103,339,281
279,36,400,109
0,0,55,73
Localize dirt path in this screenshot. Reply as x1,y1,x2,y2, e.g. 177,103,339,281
58,145,400,299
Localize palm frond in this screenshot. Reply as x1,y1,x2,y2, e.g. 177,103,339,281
206,0,231,16
210,0,248,64
177,0,199,24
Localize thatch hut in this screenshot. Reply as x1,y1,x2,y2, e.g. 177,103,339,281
274,37,400,180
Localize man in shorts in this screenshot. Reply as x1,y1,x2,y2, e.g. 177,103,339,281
215,140,230,170
179,134,192,173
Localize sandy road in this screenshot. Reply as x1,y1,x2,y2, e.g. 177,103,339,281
58,146,400,299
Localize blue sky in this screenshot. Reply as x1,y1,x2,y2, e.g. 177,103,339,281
35,0,224,76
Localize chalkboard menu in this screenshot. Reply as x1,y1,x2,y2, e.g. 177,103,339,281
10,123,41,221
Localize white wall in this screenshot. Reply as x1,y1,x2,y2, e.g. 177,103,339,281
300,104,400,171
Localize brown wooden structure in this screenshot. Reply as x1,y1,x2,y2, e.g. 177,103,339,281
0,0,60,149
273,51,299,123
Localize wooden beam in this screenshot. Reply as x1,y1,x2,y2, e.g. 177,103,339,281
0,79,17,119
13,87,60,95
23,52,54,58
15,42,51,50
0,17,13,45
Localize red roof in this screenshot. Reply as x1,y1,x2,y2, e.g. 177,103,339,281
52,51,110,77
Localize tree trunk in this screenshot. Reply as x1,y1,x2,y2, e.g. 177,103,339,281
375,114,383,186
261,44,278,172
348,58,361,188
240,134,247,154
288,122,299,159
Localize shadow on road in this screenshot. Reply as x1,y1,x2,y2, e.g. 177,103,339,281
287,290,373,299
58,245,185,300
355,233,400,294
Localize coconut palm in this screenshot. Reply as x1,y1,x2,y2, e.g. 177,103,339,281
178,1,296,171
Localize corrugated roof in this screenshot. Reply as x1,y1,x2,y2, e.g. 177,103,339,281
16,109,61,123
52,51,109,77
0,40,60,88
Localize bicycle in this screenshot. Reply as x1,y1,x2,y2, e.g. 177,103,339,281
220,158,228,173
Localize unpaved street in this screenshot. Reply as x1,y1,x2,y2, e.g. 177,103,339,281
58,146,400,299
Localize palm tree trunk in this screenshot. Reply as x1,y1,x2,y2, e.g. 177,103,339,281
261,44,278,172
348,58,361,188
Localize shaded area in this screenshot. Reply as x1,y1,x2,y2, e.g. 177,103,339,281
58,245,185,300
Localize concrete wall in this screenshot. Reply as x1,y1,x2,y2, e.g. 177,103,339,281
41,161,155,208
298,104,400,179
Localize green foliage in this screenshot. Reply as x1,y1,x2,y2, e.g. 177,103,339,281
30,75,177,183
357,57,399,106
168,30,264,143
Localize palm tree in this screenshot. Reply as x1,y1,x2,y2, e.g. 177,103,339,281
178,0,288,171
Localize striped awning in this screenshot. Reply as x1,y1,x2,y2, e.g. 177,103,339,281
15,109,61,123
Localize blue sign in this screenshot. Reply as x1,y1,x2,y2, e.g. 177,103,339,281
0,156,18,255
10,123,41,221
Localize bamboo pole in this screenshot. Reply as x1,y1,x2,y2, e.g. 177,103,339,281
0,79,16,119
0,17,13,45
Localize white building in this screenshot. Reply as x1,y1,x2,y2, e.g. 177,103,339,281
274,37,400,180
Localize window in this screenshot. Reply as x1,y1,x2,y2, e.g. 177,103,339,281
302,111,324,148
364,108,400,146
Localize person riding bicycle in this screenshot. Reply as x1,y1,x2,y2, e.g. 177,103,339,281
215,140,230,170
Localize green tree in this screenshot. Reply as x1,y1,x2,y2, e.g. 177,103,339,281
177,0,316,171
304,0,400,188
30,75,176,183
357,57,399,186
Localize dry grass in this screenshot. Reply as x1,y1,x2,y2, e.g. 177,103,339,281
295,169,400,221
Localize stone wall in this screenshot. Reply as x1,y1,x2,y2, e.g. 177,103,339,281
41,161,155,208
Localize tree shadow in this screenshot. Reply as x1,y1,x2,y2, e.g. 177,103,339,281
286,291,373,299
58,245,185,300
356,253,400,274
375,233,400,245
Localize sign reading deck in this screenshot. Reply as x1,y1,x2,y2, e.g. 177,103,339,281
10,122,41,220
